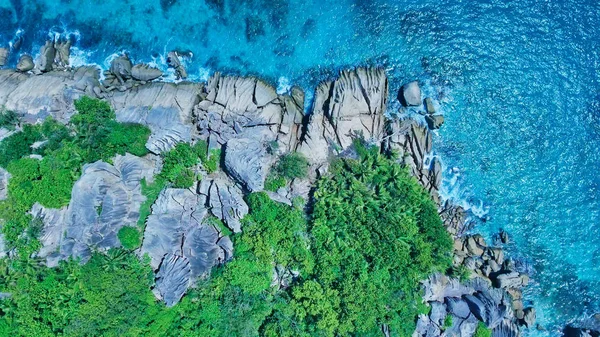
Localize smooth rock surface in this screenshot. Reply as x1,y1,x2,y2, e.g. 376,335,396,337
224,137,271,192
110,82,203,153
35,154,155,266
298,67,388,166
399,81,421,106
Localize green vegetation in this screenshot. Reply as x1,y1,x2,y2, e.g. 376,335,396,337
0,250,163,336
274,152,309,180
443,315,453,329
264,152,309,192
118,226,142,250
474,322,492,337
136,141,218,228
264,172,287,191
0,97,151,254
0,109,18,130
0,113,453,337
282,143,453,336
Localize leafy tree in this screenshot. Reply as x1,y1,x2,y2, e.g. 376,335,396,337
474,322,492,337
291,142,453,336
0,109,18,130
275,152,309,180
118,226,142,250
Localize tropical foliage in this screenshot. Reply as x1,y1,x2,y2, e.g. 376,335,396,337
0,101,453,337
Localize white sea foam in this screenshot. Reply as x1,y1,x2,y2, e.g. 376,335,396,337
277,76,291,94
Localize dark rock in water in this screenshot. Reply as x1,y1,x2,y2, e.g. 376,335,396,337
167,51,187,79
398,80,421,106
425,97,436,114
224,137,271,192
155,254,191,307
522,307,536,328
109,55,133,85
16,54,34,72
425,114,444,130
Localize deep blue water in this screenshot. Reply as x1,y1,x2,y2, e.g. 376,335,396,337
1,0,599,335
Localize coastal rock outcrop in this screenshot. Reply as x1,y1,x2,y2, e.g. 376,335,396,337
34,154,155,267
109,82,203,153
298,67,388,168
37,40,56,73
141,187,233,305
167,51,188,80
54,40,72,69
399,81,422,106
0,66,104,123
131,63,163,82
0,48,8,67
16,54,34,72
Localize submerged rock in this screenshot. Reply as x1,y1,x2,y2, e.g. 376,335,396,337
16,54,34,72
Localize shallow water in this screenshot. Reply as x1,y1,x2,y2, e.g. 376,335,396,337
1,0,599,334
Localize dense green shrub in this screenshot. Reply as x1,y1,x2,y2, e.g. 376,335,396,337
285,142,453,336
264,172,287,191
0,97,151,253
275,152,309,180
474,322,492,337
0,109,18,130
118,226,142,250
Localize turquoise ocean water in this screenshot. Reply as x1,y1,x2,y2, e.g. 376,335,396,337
0,0,599,335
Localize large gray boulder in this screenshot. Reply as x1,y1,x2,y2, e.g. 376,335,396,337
110,82,203,153
399,81,421,106
54,40,71,69
37,40,56,73
298,67,388,167
205,178,248,233
16,54,34,72
0,48,8,67
224,138,272,192
0,67,105,123
34,154,156,266
141,187,233,305
194,73,296,152
464,292,506,329
154,254,192,307
131,64,163,82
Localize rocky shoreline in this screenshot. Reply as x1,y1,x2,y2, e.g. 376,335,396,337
0,41,534,336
